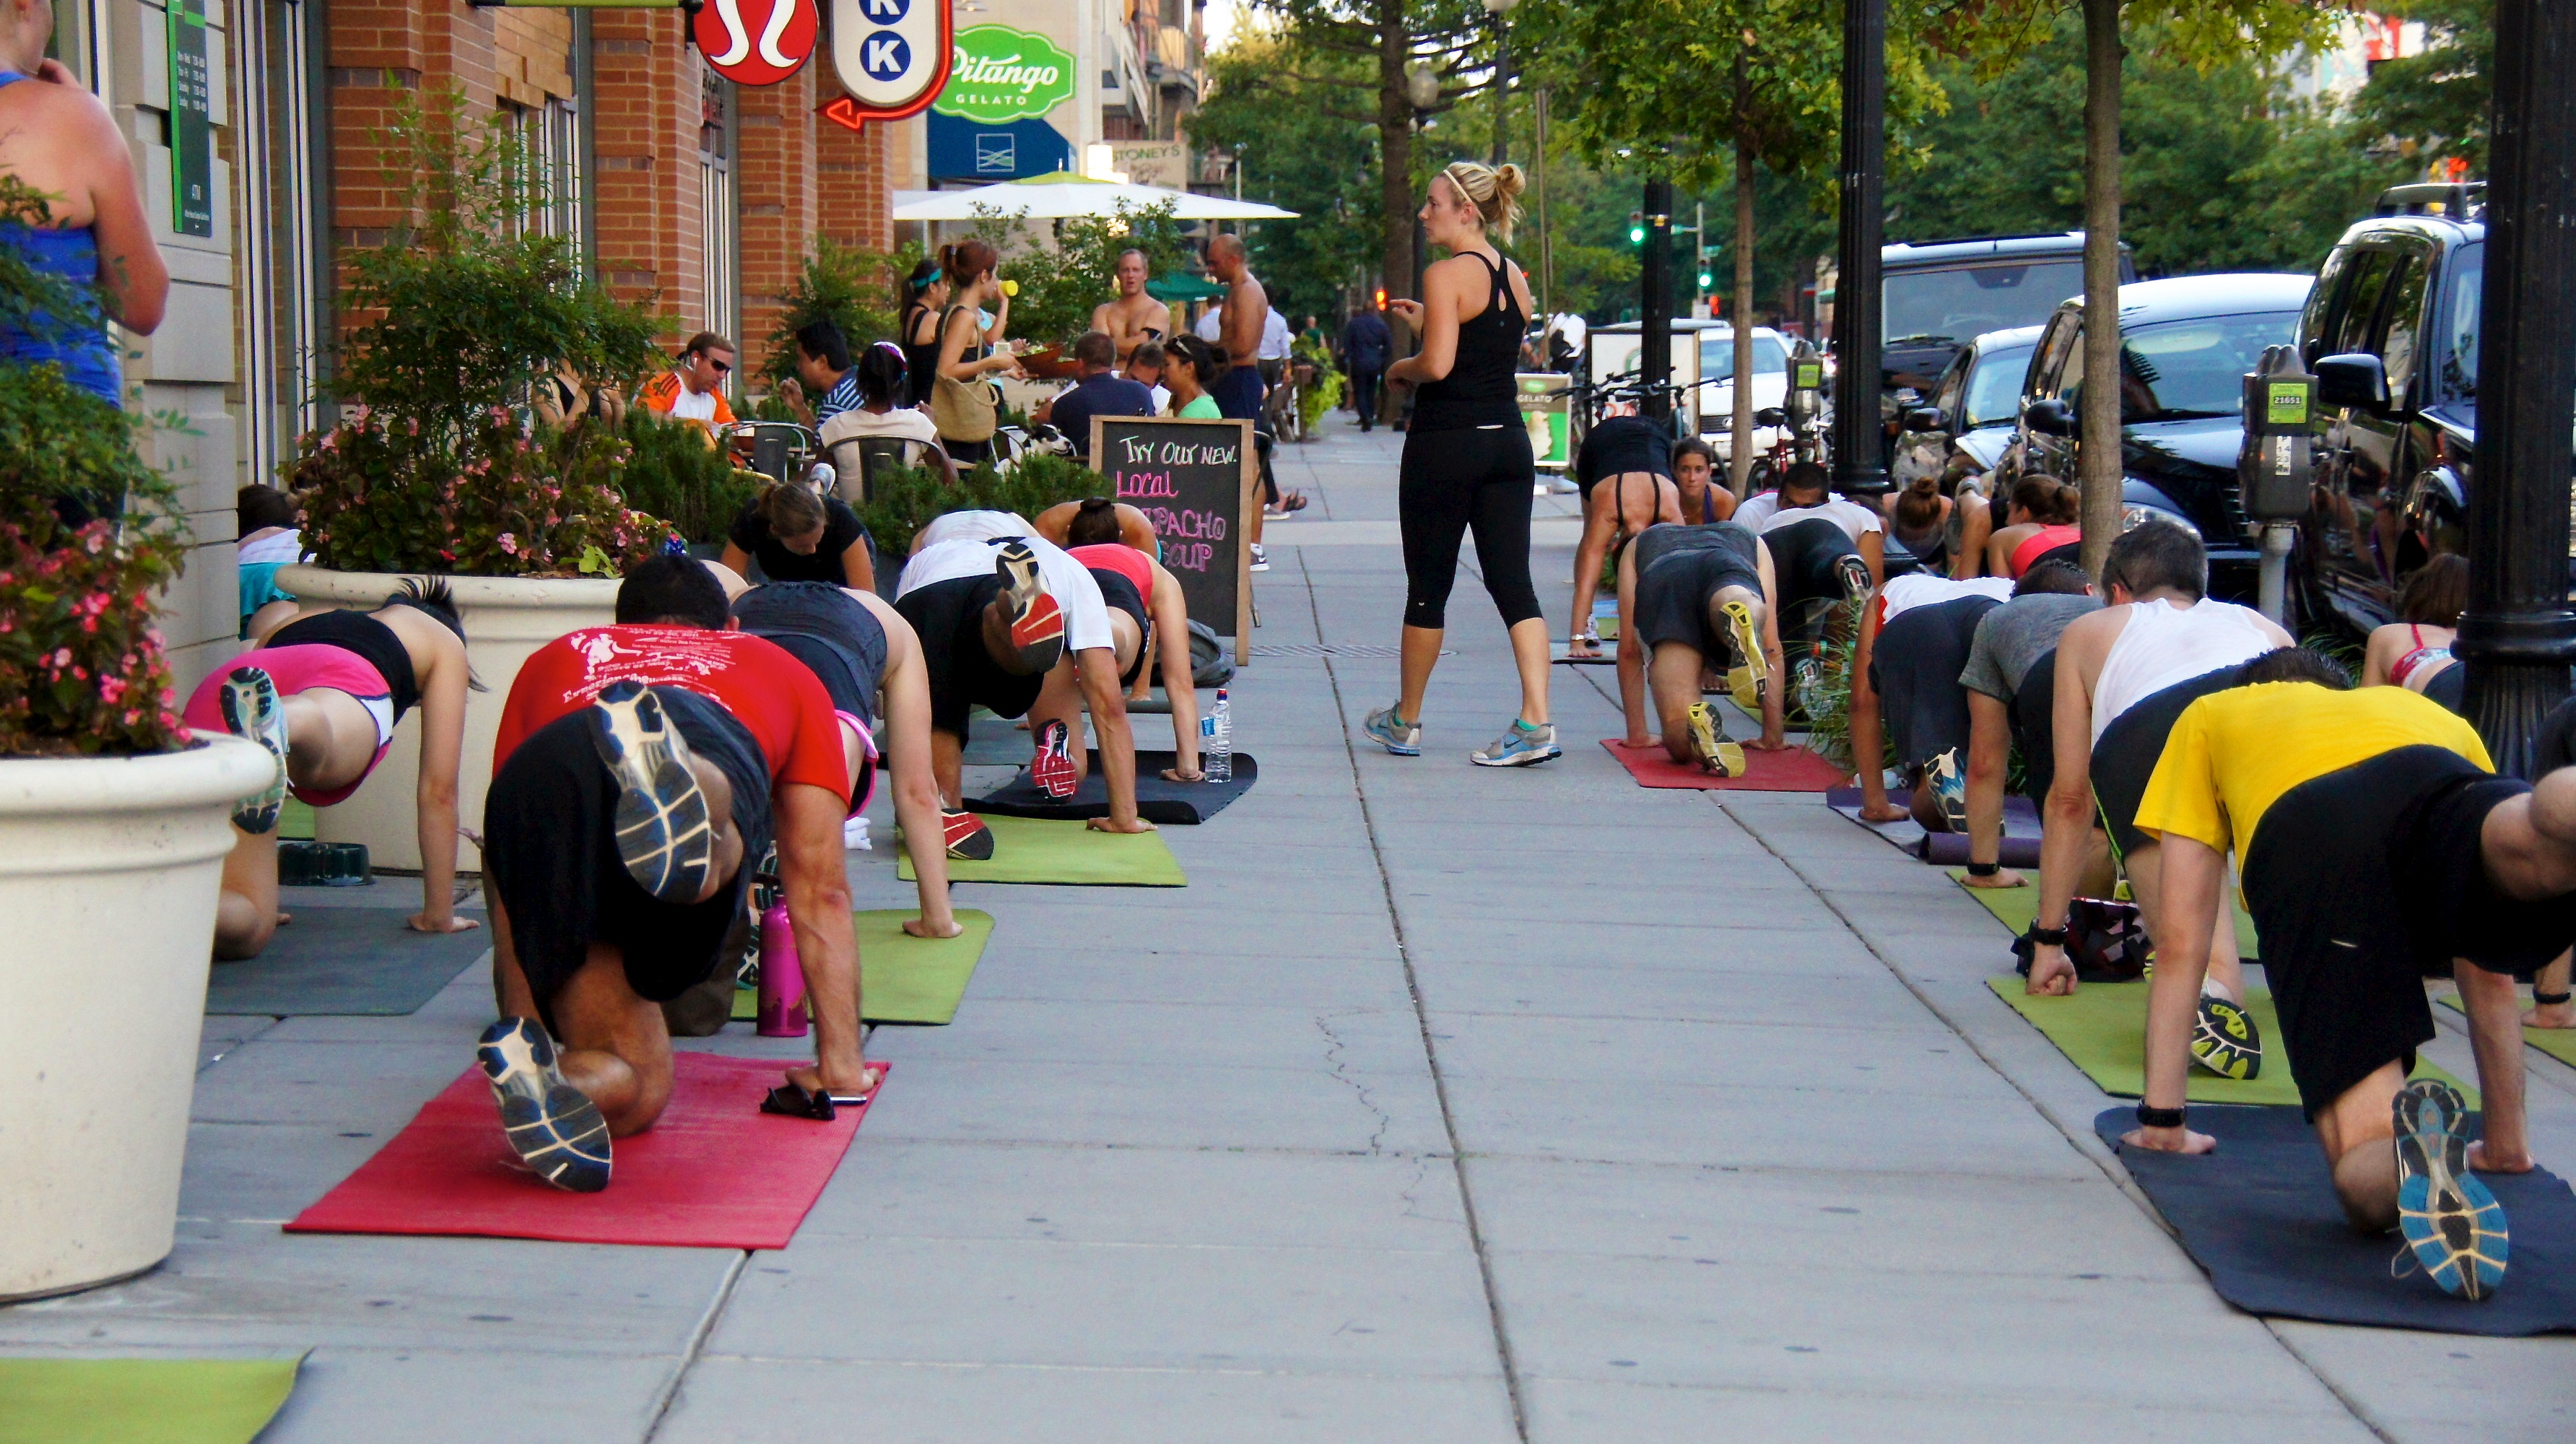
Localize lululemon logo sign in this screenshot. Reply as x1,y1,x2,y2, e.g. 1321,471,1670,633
829,0,952,124
695,0,819,86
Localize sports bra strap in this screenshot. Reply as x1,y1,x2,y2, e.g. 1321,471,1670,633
0,72,27,87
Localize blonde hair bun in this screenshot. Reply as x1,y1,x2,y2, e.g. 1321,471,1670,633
1441,160,1526,244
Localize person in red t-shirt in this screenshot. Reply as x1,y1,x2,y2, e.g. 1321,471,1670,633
474,555,877,1193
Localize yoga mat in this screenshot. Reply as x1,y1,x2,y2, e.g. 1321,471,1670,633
2093,1105,2576,1335
1989,977,2471,1107
204,907,489,1017
1549,643,1616,666
731,909,993,1026
0,1355,305,1444
960,725,1035,767
1944,869,2262,961
900,813,1186,887
284,1052,881,1250
1827,786,2041,866
970,749,1256,825
1599,738,1848,792
2435,992,2576,1069
279,797,316,841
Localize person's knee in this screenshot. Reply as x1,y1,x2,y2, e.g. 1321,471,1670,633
212,890,277,960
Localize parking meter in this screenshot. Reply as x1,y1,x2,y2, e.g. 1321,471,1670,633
2239,344,2314,523
1787,341,1824,430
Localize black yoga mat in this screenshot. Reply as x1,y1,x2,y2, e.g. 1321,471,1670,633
970,749,1256,825
2092,1105,2576,1336
205,907,489,1017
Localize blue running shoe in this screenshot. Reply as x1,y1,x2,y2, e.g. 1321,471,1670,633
1471,719,1562,767
477,1018,612,1193
1362,705,1421,757
219,666,290,834
1926,747,1969,833
2393,1079,2507,1300
590,680,715,903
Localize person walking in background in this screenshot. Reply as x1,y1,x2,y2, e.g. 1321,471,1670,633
1364,161,1555,768
1342,303,1392,432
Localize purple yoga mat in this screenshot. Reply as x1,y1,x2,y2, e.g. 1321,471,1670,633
1825,786,2042,867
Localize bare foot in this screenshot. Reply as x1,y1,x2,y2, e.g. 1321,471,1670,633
2525,1001,2576,1030
1962,868,2027,890
1625,733,1657,749
1088,816,1157,834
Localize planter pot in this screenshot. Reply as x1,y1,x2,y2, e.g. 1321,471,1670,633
274,566,622,872
0,733,277,1301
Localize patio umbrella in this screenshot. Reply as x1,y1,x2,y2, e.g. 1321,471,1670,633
1145,274,1225,303
892,172,1297,222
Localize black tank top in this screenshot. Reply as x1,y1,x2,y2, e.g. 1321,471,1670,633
901,303,942,407
1411,252,1526,432
265,609,424,723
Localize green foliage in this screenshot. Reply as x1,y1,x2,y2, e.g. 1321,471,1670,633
970,202,1195,352
756,237,921,393
856,450,1113,559
2351,0,2490,172
1793,599,1867,771
1191,37,1385,323
609,410,762,546
334,85,665,440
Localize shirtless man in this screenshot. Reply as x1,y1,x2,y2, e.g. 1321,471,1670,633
1092,248,1172,366
1206,235,1293,555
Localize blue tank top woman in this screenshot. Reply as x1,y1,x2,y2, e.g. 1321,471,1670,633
0,69,121,406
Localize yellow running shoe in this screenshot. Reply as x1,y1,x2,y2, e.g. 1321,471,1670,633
1684,702,1746,778
1720,599,1767,713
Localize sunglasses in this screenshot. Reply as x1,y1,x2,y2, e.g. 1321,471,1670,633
706,357,733,374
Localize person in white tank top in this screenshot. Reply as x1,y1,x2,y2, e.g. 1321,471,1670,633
2022,524,2293,1069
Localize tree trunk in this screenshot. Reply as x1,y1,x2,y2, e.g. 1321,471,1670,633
2078,0,2123,580
1731,105,1757,498
1379,2,1417,306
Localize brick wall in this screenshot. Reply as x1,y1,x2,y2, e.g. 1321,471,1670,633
492,10,574,108
818,113,894,255
589,11,708,339
736,66,819,377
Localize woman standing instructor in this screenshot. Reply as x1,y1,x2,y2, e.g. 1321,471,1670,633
1362,161,1557,767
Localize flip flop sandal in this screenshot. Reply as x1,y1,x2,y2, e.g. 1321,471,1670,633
759,1082,836,1121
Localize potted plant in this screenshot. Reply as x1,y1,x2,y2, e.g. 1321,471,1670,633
0,178,274,1301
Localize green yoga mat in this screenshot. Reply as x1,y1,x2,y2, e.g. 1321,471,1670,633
0,1354,303,1444
1946,869,2260,960
279,798,316,841
2434,991,2576,1069
733,909,993,1026
1986,977,2473,1108
900,814,1186,887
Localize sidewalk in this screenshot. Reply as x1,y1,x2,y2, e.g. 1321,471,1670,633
4,414,2570,1441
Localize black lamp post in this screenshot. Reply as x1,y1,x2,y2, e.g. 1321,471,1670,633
2459,0,2576,776
1640,177,1674,423
1830,0,1887,497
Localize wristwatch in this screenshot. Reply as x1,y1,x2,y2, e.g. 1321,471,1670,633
2028,922,2069,947
2134,1102,2186,1130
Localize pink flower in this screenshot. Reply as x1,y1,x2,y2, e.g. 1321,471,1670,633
50,648,69,668
497,533,518,555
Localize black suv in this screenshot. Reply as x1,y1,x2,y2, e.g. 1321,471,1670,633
2280,184,2487,638
2015,273,2312,601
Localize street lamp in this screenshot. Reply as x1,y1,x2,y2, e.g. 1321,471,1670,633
1831,0,1888,497
1484,0,1518,168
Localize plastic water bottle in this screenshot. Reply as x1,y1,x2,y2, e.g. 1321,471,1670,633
756,899,808,1038
1201,688,1232,783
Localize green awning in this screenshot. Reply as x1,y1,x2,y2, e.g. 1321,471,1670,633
1146,274,1224,303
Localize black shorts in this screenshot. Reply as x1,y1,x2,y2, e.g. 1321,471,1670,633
734,581,887,733
2243,745,2576,1118
895,573,1045,740
1089,567,1152,689
482,688,772,1032
1868,595,2001,770
1632,523,1762,658
2009,650,2060,804
2090,666,2247,861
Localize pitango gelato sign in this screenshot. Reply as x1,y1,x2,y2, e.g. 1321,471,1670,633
933,25,1074,123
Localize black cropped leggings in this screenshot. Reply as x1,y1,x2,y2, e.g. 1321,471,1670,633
1399,425,1542,630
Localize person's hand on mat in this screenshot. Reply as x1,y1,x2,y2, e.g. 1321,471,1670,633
1858,801,1908,823
793,1058,884,1102
2024,944,2077,996
1160,766,1206,783
1567,636,1601,660
2468,1139,2535,1174
904,915,966,940
1087,815,1158,835
274,910,293,927
1745,735,1793,752
1962,867,2026,890
409,911,482,935
2121,1122,2215,1155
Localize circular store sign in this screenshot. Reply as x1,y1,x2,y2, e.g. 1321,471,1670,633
695,0,819,86
933,25,1075,124
830,0,952,123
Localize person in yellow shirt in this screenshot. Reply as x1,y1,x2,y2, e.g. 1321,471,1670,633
2128,648,2576,1302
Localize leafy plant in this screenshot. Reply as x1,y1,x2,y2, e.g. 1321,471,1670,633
970,202,1194,352
755,237,922,393
609,409,762,546
856,450,1112,559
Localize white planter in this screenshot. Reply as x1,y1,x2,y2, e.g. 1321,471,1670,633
274,566,621,871
0,733,277,1301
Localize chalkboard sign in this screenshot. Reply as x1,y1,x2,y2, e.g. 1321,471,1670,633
1091,416,1257,663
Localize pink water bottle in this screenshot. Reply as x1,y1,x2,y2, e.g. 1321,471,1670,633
756,900,808,1038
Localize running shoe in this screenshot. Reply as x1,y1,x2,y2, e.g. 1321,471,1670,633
588,679,715,904
1925,747,1969,832
1362,705,1421,757
1835,553,1874,604
1471,720,1562,767
1030,718,1079,799
1720,599,1768,713
941,808,996,861
477,1017,612,1193
994,539,1064,670
2190,991,2263,1080
1793,656,1827,723
219,666,290,834
1250,542,1271,573
2393,1079,2508,1300
1684,702,1746,778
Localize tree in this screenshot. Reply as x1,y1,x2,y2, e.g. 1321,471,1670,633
1189,37,1387,323
2350,0,2492,172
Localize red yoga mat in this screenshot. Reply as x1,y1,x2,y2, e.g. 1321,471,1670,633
284,1051,882,1250
1600,738,1850,792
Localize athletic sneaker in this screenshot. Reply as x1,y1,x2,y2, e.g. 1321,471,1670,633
1362,705,1421,757
1684,702,1746,778
941,808,996,861
1835,553,1874,604
589,680,715,904
1471,719,1562,767
1030,718,1079,799
1793,657,1827,723
1249,542,1271,573
2190,991,2263,1080
843,815,871,851
994,539,1064,671
2392,1079,2509,1300
477,1017,612,1193
219,666,290,834
1720,599,1768,713
1925,747,1969,832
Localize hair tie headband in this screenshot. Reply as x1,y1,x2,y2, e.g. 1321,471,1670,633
874,340,905,358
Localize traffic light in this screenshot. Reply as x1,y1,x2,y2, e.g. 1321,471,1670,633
1697,266,1714,290
1628,210,1645,246
1373,287,1387,310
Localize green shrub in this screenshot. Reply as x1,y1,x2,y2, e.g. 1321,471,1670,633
967,203,1194,352
856,450,1111,559
612,409,762,545
755,238,921,393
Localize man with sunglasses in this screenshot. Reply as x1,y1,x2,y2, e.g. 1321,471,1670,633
640,331,739,437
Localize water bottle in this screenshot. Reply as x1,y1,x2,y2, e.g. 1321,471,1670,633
756,899,809,1038
1201,687,1232,783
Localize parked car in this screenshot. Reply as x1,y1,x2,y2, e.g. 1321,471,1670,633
2279,183,2489,639
1890,323,2045,490
1693,324,1793,461
1879,232,2135,395
2016,272,2313,600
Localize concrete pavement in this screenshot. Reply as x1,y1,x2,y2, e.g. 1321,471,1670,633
4,413,2570,1441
